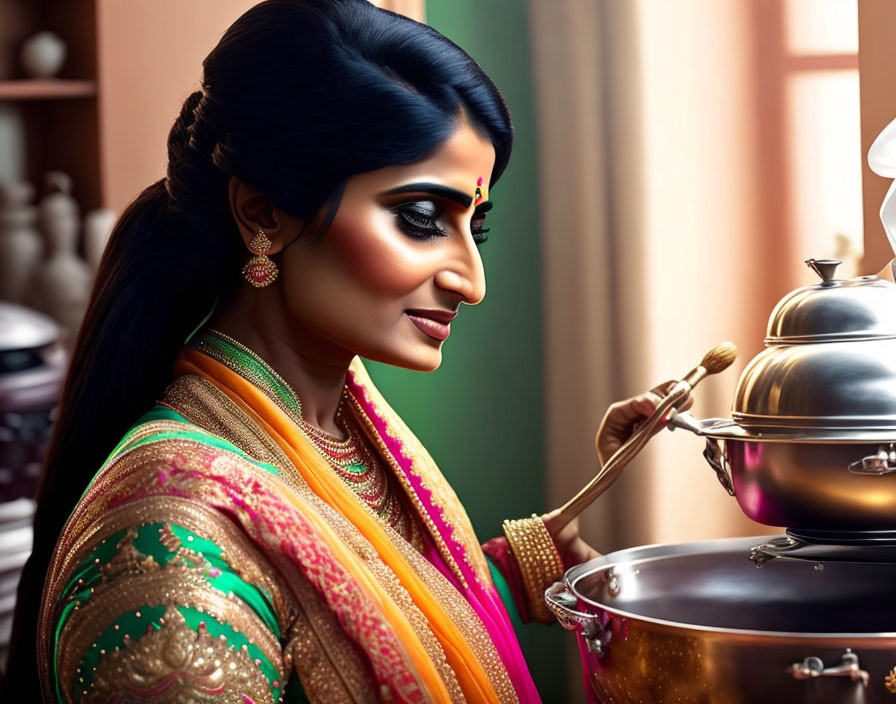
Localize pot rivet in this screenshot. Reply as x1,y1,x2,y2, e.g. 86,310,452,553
814,563,824,572
607,577,621,597
885,667,896,693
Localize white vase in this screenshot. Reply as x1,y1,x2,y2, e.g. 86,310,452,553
82,208,116,273
0,105,26,183
30,173,91,342
20,32,67,80
0,182,42,304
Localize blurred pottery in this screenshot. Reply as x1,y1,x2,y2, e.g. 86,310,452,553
82,208,116,273
0,182,41,304
29,173,91,343
0,105,26,183
19,32,67,80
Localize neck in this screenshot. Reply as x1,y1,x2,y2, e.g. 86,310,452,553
209,288,354,436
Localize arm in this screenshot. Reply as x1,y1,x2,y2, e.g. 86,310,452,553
49,512,297,703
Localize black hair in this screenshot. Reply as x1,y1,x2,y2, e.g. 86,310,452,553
2,0,512,694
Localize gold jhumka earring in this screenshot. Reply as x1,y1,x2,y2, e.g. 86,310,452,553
242,227,279,288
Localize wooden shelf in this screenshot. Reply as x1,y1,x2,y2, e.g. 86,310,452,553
0,80,96,101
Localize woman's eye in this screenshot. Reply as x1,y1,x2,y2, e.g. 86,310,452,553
471,214,490,246
393,202,447,240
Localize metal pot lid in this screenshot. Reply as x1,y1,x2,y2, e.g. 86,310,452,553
0,302,59,352
727,340,896,439
766,259,896,344
717,259,896,440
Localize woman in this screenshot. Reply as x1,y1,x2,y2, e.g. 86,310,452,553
4,2,673,701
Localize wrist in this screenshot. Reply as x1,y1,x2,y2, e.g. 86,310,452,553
501,514,565,623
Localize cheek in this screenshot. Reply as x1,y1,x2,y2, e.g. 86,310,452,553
328,211,434,297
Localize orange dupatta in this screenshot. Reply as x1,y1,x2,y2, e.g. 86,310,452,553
175,346,510,704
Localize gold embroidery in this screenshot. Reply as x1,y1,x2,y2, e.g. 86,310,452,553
58,495,301,639
162,375,290,469
58,567,284,702
99,526,160,581
280,563,379,704
166,368,515,702
42,363,520,704
162,377,464,701
50,440,433,702
89,604,272,704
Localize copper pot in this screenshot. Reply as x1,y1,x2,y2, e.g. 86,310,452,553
547,537,896,703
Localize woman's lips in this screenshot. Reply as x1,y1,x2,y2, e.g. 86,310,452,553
406,309,456,341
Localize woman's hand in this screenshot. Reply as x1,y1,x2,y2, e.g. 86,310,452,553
594,380,694,465
539,381,695,568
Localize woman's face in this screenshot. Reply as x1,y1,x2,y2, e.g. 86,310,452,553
278,122,496,371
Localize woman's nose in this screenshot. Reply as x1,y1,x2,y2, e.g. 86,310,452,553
434,235,486,305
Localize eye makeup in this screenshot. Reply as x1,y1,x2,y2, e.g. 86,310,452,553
471,200,492,245
392,200,447,240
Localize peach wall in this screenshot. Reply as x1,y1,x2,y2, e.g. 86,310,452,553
95,1,424,214
634,0,777,543
96,1,257,213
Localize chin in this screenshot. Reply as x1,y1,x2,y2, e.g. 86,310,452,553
369,345,443,373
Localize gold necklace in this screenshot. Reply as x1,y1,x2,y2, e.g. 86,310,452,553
201,329,425,550
302,408,424,551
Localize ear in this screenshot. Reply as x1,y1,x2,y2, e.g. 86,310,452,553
228,177,297,253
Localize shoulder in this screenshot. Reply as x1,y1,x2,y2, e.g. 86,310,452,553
44,478,295,702
41,398,297,702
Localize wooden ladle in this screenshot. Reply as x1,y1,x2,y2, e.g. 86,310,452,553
551,342,738,533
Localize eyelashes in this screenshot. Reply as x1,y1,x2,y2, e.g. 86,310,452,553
392,201,490,245
395,203,445,239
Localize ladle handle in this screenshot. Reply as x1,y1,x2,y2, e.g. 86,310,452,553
552,384,689,531
552,342,737,533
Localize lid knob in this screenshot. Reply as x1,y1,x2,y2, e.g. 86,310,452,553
805,258,841,283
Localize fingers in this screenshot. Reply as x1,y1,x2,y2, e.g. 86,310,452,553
649,380,677,398
595,378,699,463
676,392,695,413
646,379,695,416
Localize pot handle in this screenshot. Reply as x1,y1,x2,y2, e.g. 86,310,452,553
703,438,736,496
667,412,736,495
544,581,595,631
787,649,869,687
544,582,608,656
848,444,896,476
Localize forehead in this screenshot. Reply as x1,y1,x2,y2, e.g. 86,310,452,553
347,123,497,198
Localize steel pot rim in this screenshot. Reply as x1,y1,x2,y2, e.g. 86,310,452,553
562,536,896,640
689,416,896,443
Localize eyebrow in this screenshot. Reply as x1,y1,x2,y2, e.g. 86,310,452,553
384,182,473,208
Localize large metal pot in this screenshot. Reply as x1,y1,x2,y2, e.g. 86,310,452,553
0,301,65,502
547,537,896,703
0,301,64,670
672,259,896,530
